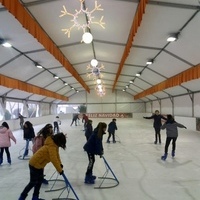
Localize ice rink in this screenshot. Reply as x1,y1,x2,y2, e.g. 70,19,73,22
0,117,200,200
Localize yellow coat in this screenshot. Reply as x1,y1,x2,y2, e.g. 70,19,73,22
29,136,62,173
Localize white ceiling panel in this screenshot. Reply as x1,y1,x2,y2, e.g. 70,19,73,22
0,0,199,103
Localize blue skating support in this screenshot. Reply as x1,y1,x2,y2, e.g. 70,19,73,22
45,171,66,192
94,156,119,189
52,173,80,200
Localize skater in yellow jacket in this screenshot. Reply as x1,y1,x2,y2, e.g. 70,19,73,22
18,133,66,200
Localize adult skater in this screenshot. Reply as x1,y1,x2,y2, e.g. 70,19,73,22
83,122,107,184
18,133,66,200
143,110,167,144
107,118,118,143
161,114,186,160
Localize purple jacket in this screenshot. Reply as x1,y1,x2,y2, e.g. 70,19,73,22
0,126,16,147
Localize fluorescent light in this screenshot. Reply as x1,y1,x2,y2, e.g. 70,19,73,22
2,42,12,48
167,34,178,42
35,63,43,69
146,60,153,65
54,75,59,79
136,72,141,77
129,80,134,84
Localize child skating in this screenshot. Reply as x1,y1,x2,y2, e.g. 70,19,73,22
160,114,186,160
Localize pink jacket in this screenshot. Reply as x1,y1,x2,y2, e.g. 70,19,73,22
0,127,16,147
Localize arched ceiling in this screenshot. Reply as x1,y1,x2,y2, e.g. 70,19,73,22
0,0,200,103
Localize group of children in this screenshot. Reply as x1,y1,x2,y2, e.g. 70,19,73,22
0,112,188,199
143,110,187,160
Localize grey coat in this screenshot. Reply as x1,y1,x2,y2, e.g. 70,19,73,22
161,122,186,138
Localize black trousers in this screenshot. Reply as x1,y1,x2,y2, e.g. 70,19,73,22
0,147,10,161
107,132,115,142
54,121,59,133
86,153,95,175
20,165,43,198
154,127,161,143
164,137,177,154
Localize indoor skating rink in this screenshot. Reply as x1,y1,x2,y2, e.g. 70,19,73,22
0,116,200,200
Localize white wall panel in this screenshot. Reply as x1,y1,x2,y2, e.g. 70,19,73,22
161,98,172,115
116,103,131,112
194,93,200,117
68,91,86,103
101,89,115,103
174,95,192,116
146,102,152,113
152,100,160,112
116,91,133,102
102,104,115,113
87,104,102,113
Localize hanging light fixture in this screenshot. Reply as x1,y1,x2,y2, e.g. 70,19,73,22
82,32,93,44
96,78,101,84
60,0,105,42
91,59,98,67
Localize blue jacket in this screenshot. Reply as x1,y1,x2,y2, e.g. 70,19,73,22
108,121,117,133
85,123,93,140
83,128,104,155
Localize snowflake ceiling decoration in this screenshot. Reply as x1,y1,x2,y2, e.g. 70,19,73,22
86,64,104,79
59,0,105,38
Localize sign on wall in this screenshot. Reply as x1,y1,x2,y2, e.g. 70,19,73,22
87,113,132,118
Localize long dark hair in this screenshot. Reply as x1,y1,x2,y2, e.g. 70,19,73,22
96,122,107,138
38,124,53,139
2,122,9,129
24,121,33,129
52,132,66,150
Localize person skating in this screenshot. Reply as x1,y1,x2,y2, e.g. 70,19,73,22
70,114,79,126
161,114,186,160
83,122,107,184
18,133,66,200
107,118,118,143
143,110,167,144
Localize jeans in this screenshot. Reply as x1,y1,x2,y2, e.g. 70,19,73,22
20,165,43,198
107,132,115,142
23,139,32,158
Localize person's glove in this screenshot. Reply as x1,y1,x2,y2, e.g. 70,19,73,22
60,170,64,175
61,164,63,168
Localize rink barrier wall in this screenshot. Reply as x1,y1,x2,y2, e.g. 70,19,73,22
0,113,198,132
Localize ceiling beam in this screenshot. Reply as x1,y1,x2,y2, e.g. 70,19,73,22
0,0,90,93
0,74,68,101
134,64,200,100
112,0,148,92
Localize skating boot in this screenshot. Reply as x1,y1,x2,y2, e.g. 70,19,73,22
7,158,11,164
161,153,168,161
171,151,175,158
32,196,45,200
84,175,95,184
